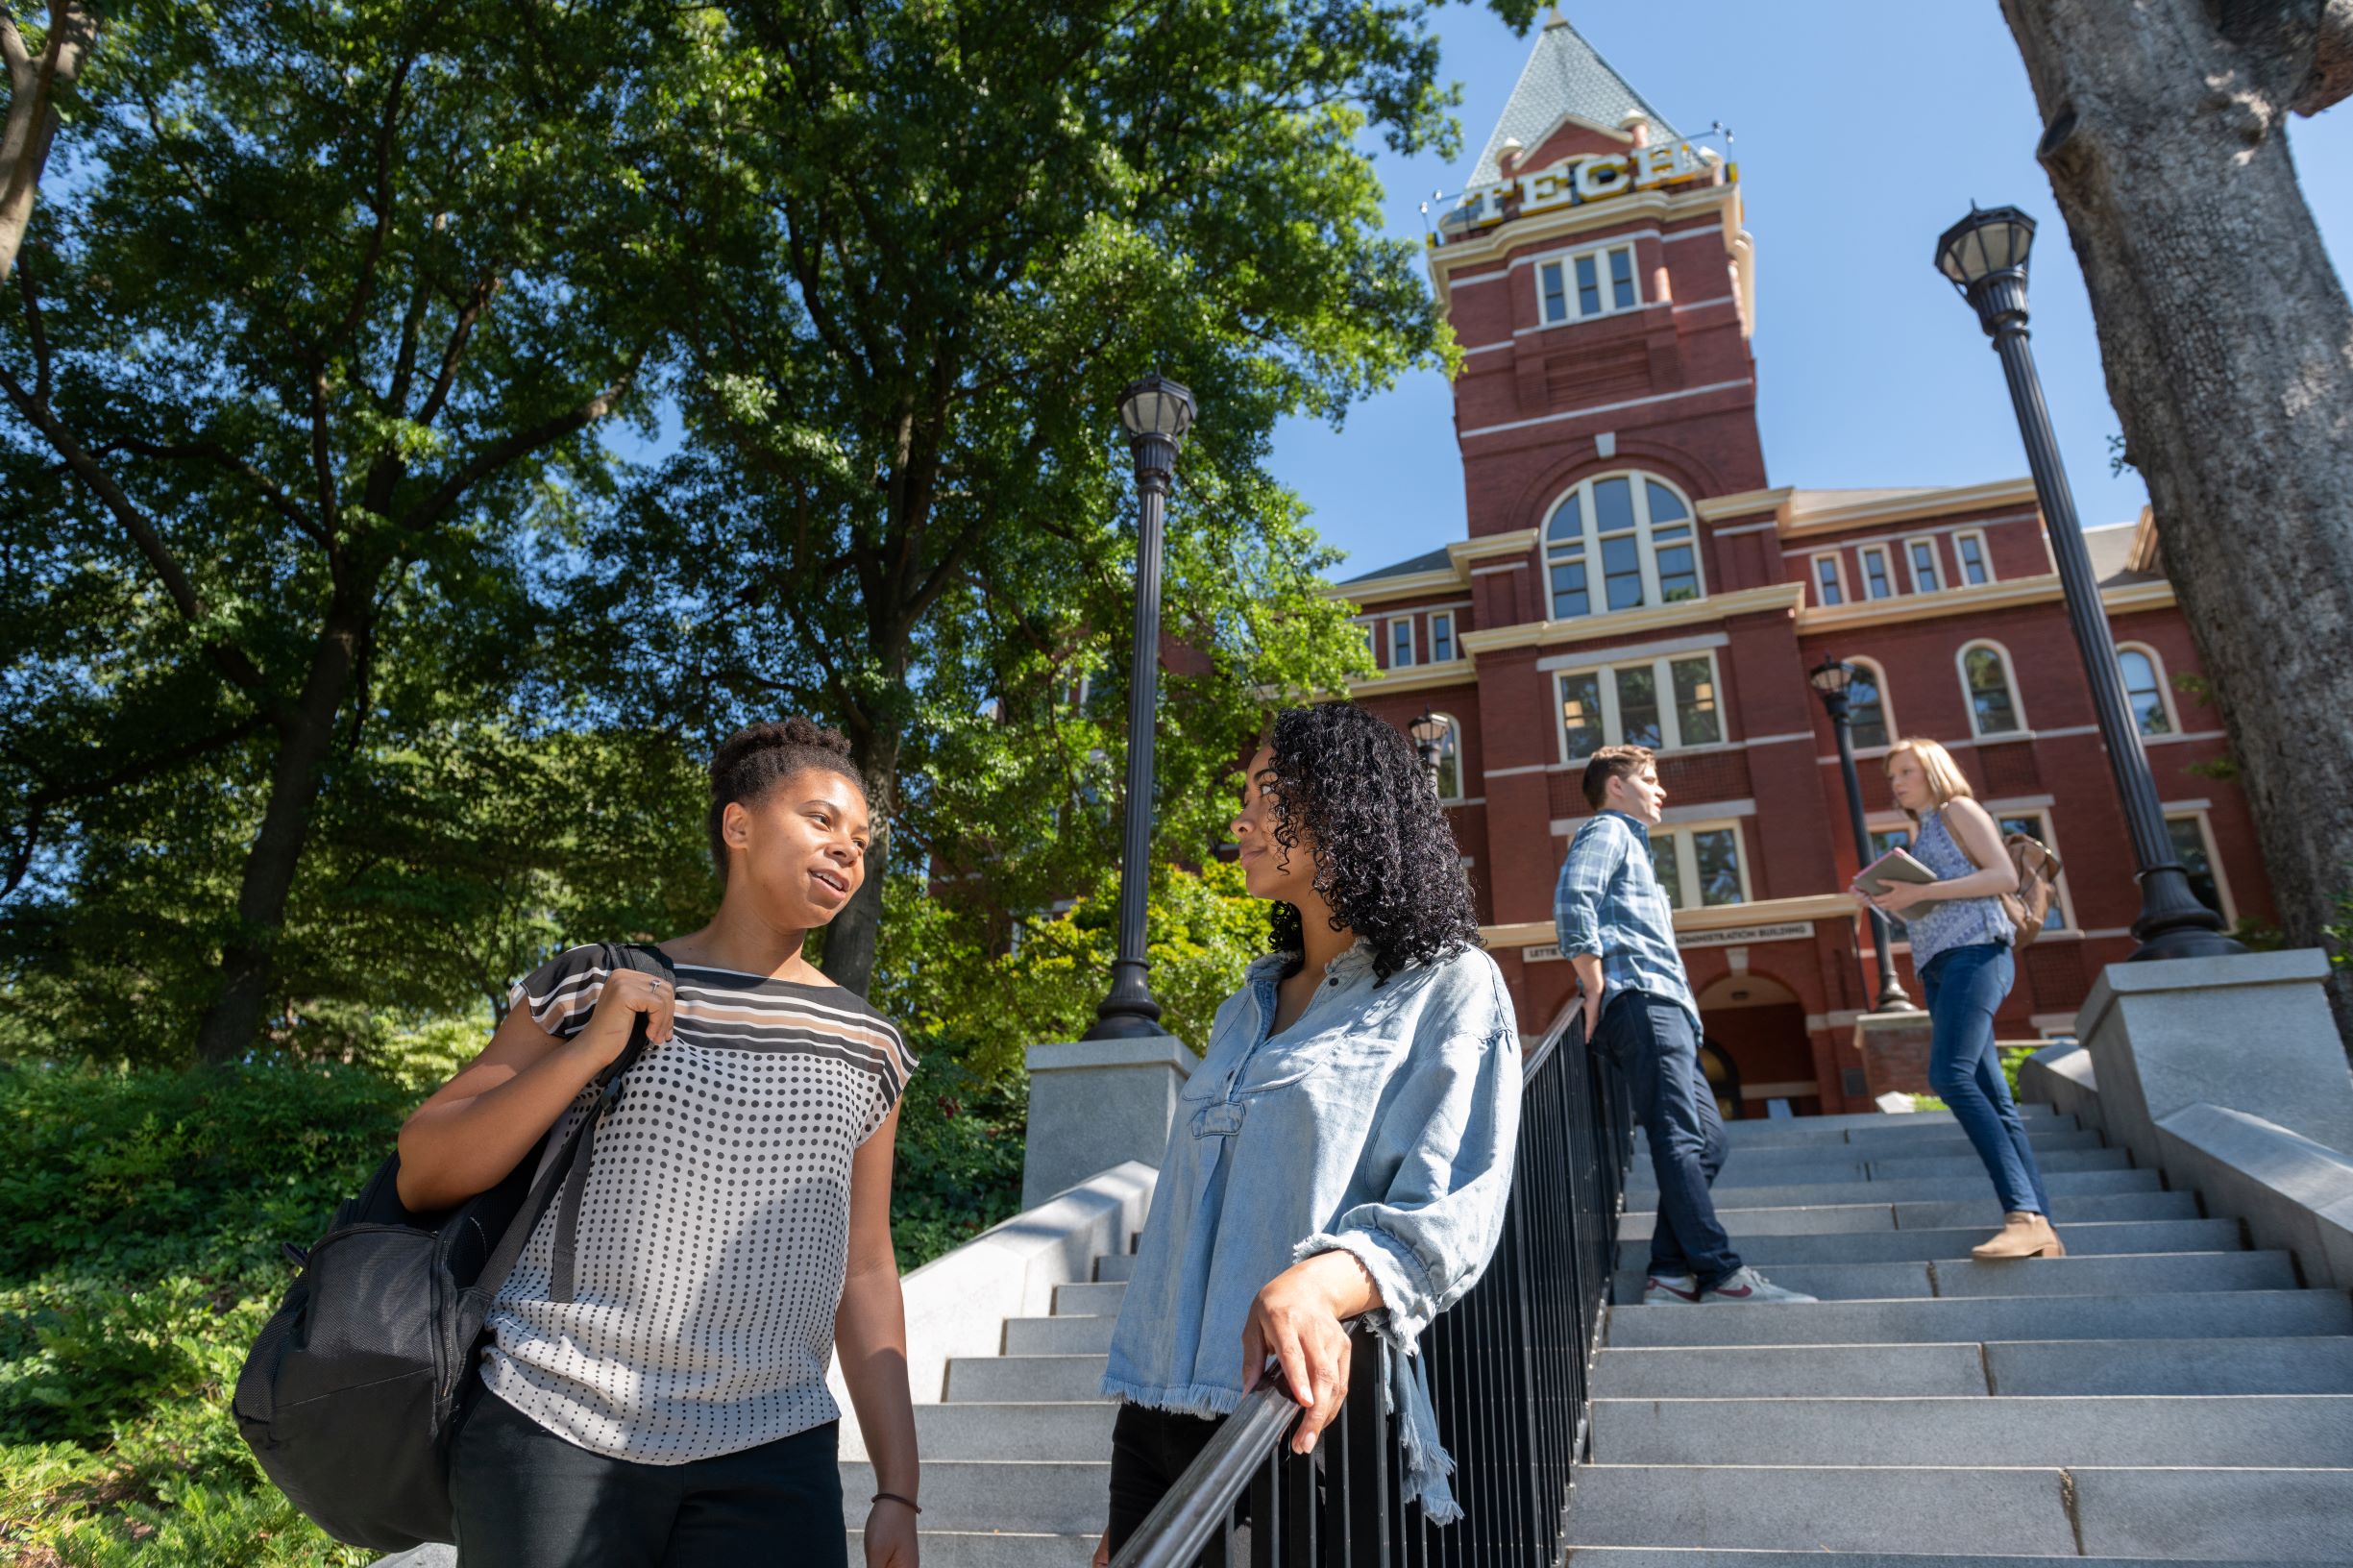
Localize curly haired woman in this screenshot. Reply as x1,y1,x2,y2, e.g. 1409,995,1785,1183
395,719,921,1568
1090,701,1524,1560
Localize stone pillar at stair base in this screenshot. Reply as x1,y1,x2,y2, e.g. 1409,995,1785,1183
2077,948,2353,1170
1851,1011,1936,1098
2018,1037,2104,1133
1022,1037,1196,1211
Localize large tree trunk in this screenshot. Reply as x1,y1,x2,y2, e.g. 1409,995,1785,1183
0,1,95,285
193,597,373,1061
821,722,900,999
2000,0,2353,1033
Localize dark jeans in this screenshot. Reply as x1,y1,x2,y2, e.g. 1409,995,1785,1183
1106,1402,1231,1556
1921,942,2051,1218
449,1388,847,1568
1595,990,1742,1288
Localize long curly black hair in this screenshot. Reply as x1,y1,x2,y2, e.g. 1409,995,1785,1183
1260,701,1482,983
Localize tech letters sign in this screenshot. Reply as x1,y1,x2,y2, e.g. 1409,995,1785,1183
1449,138,1723,234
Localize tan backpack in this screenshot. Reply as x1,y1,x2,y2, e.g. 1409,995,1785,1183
1948,807,2065,947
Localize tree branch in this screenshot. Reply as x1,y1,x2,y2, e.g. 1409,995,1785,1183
330,51,416,353
106,435,328,545
413,272,499,428
402,346,647,534
2295,0,2353,114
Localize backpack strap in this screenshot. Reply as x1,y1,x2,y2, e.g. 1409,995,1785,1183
544,942,675,1305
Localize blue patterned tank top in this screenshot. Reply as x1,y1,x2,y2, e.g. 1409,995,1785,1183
1905,806,2013,971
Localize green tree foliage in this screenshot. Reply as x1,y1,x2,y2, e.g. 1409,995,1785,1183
0,0,696,1059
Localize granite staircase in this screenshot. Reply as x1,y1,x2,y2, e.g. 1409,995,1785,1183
1568,1101,2353,1565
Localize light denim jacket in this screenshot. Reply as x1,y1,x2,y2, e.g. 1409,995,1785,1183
1101,940,1524,1523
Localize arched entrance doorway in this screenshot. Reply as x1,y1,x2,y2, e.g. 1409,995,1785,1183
1693,970,1818,1118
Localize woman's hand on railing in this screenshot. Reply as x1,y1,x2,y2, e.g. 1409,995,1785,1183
1241,1250,1381,1455
1091,1530,1111,1568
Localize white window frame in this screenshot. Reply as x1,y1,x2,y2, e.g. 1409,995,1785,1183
1535,238,1643,327
1554,649,1727,763
1809,551,1848,607
2116,641,2180,736
1356,619,1378,663
1426,711,1465,802
1542,469,1704,621
1903,534,1944,594
1991,806,2079,932
1649,819,1753,911
1953,528,1993,586
2163,808,2237,928
1958,638,2027,737
1845,655,1895,750
1387,615,1417,669
1429,610,1457,665
1858,544,1896,600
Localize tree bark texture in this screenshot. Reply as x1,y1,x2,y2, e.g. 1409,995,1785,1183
0,2,94,285
2001,0,2353,1031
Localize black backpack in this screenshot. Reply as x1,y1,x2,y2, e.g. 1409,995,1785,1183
233,943,674,1551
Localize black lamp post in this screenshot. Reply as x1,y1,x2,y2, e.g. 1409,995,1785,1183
1085,374,1198,1040
1934,205,2241,962
1409,712,1451,796
1809,655,1917,1013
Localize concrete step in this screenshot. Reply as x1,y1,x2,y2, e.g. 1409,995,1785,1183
1593,1336,2353,1399
848,1532,1094,1568
1005,1313,1117,1355
915,1400,1118,1461
1565,1464,2353,1559
1561,1553,2315,1567
1637,1117,2093,1158
1093,1252,1135,1283
1626,1168,2161,1213
1053,1281,1127,1316
1592,1392,2353,1466
944,1354,1111,1404
841,1458,1107,1534
1617,1189,2201,1240
1610,1250,2296,1304
1605,1288,2353,1349
1615,1217,2242,1267
1651,1105,2067,1145
1628,1148,2127,1194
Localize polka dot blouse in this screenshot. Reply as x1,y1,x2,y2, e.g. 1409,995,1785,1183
481,943,916,1464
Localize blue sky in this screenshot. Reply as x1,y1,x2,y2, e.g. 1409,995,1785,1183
1275,2,2353,577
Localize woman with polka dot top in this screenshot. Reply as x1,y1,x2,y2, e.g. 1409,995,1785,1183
397,718,920,1568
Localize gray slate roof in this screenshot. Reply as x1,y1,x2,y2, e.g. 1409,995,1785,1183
1468,12,1679,189
1339,546,1454,585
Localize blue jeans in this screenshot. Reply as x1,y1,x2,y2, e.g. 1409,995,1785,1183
1595,991,1742,1288
1920,943,2051,1218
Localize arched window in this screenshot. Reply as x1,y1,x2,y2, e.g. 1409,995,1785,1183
2117,644,2175,736
1425,712,1464,801
1959,641,2025,736
1544,472,1703,621
1846,657,1892,749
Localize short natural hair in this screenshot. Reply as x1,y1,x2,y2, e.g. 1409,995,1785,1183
1581,745,1656,811
707,717,865,878
1884,734,1972,821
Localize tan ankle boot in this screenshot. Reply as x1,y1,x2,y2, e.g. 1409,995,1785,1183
1972,1212,2064,1259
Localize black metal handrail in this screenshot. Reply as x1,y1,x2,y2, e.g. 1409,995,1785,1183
1113,1003,1632,1568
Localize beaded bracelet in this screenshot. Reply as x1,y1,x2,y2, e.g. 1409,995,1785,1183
872,1492,922,1515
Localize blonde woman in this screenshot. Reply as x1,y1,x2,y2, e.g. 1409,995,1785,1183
1854,737,2062,1260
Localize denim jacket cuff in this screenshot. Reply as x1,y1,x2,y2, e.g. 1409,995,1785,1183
1294,1228,1439,1348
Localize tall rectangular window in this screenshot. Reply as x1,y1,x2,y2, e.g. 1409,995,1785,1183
1955,529,1991,585
1430,611,1455,664
1540,243,1641,326
1860,546,1895,600
1575,253,1602,316
1672,656,1721,746
1692,828,1744,906
1609,246,1636,309
2166,815,2226,919
1907,537,1942,593
1539,260,1567,325
1614,664,1662,748
1388,618,1415,668
1558,671,1605,759
1647,822,1749,909
1812,553,1845,606
1649,835,1685,910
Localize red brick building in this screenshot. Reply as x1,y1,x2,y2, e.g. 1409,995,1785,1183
1336,14,2268,1116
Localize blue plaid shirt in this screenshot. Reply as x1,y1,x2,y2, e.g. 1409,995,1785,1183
1553,810,1699,1029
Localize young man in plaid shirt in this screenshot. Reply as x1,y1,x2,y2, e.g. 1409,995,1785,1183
1554,745,1815,1306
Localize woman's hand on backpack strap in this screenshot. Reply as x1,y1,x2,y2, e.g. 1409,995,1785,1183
576,968,675,1064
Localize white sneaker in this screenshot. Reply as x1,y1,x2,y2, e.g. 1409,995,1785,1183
1701,1265,1817,1304
1642,1272,1701,1305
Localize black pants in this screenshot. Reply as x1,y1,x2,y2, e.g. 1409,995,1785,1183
449,1388,847,1568
1106,1402,1231,1555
